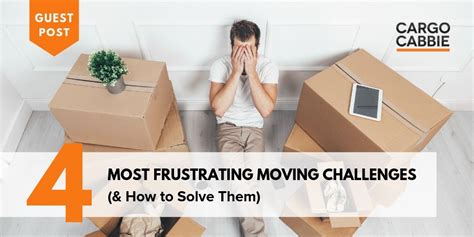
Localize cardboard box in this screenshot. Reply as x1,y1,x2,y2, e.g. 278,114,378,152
315,161,370,227
325,213,361,228
88,217,204,237
50,54,173,151
64,98,188,152
166,217,205,237
280,217,362,237
283,124,367,231
84,230,107,237
88,217,121,236
296,49,452,152
280,186,364,237
285,124,408,205
283,123,325,152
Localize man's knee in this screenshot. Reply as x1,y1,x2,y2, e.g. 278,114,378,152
217,124,243,152
244,128,264,152
218,140,244,152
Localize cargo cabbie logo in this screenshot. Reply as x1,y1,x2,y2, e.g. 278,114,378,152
396,22,450,52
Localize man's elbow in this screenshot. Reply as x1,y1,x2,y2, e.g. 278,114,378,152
211,102,225,117
213,109,225,118
261,111,272,118
260,105,275,118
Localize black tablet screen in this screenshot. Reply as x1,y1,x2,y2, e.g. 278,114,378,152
352,85,380,119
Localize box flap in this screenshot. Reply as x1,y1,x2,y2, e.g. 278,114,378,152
68,54,165,88
84,230,107,237
49,83,149,117
284,123,325,152
336,49,452,133
304,180,326,213
157,99,186,147
327,213,361,228
88,217,121,236
166,218,205,237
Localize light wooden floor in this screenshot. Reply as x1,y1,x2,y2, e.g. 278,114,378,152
1,111,472,236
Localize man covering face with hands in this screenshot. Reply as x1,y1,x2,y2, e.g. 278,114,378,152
232,43,258,76
209,19,279,152
208,20,279,237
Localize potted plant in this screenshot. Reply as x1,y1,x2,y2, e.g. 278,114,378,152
88,50,129,94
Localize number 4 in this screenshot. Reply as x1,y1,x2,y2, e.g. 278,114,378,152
27,144,92,222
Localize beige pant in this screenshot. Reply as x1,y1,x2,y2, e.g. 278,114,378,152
216,123,266,237
217,123,264,152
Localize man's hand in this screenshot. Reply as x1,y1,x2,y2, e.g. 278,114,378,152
231,45,245,76
243,45,258,76
244,45,277,118
209,46,244,117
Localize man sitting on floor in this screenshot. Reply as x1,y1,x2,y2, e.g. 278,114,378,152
208,19,279,237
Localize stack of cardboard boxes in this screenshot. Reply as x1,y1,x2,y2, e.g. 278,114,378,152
282,49,452,236
49,54,204,236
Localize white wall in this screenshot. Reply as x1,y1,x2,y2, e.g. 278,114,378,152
0,74,31,152
1,1,473,111
0,75,22,148
1,23,32,152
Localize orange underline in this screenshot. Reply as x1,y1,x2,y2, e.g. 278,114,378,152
397,48,450,52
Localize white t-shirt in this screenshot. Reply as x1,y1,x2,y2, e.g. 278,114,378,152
208,56,279,128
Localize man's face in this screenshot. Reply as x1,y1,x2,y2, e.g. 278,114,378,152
233,36,257,75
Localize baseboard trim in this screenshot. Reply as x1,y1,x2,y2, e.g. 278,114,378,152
24,98,474,111
438,99,474,111
176,99,210,111
25,99,49,111
175,99,300,111
1,101,32,152
274,99,299,110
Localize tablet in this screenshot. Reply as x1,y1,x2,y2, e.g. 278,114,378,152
349,84,383,121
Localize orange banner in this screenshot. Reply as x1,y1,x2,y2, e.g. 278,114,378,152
30,0,79,56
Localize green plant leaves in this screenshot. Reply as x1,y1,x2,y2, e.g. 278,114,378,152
88,50,128,85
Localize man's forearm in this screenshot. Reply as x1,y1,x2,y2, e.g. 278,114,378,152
248,72,275,118
210,72,240,117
